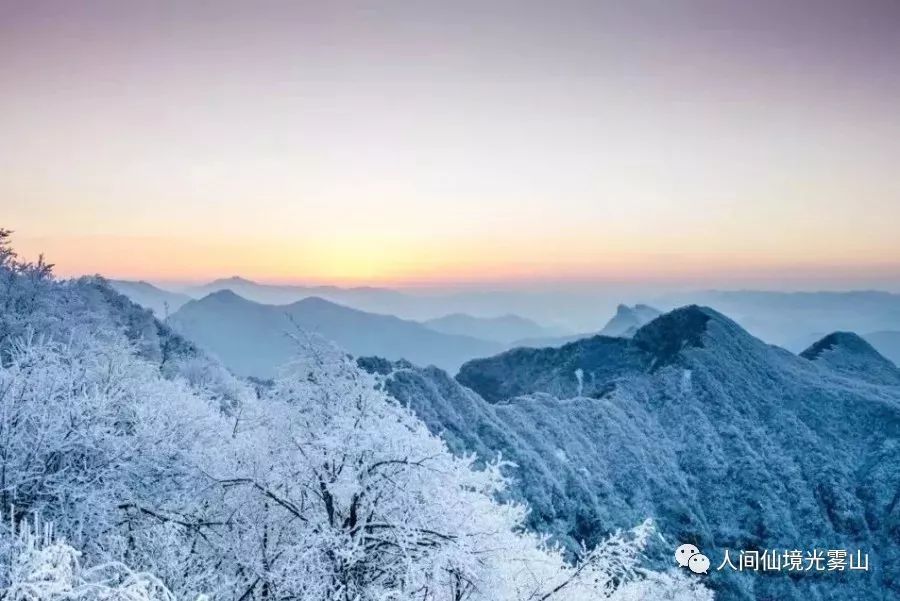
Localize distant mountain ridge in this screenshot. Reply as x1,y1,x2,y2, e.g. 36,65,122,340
186,276,410,309
660,290,900,351
168,290,503,377
423,312,561,344
374,306,900,601
115,276,689,332
599,303,663,337
113,278,900,348
510,304,662,349
109,279,191,317
112,280,900,366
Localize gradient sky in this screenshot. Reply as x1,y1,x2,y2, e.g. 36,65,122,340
2,0,899,287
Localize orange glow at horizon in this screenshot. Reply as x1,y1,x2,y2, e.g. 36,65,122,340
13,230,900,289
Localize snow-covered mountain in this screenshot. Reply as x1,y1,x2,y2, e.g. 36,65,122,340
658,290,900,351
800,331,900,385
423,313,562,344
374,306,900,601
169,290,503,377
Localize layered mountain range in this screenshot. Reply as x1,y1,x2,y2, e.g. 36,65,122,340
167,290,503,377
112,279,900,363
149,285,657,376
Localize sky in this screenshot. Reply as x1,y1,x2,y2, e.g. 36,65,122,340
2,0,899,289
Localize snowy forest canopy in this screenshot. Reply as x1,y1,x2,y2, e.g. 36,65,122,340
0,230,711,600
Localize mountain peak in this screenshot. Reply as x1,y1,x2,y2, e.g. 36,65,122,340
632,305,713,364
290,295,345,310
599,303,662,338
199,288,248,303
209,276,258,286
801,331,879,361
800,331,900,384
630,305,759,368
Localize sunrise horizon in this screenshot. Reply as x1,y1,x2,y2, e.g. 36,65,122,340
11,228,900,293
4,1,899,291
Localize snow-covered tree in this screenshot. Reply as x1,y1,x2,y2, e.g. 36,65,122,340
1,516,175,601
197,335,710,600
0,229,55,357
